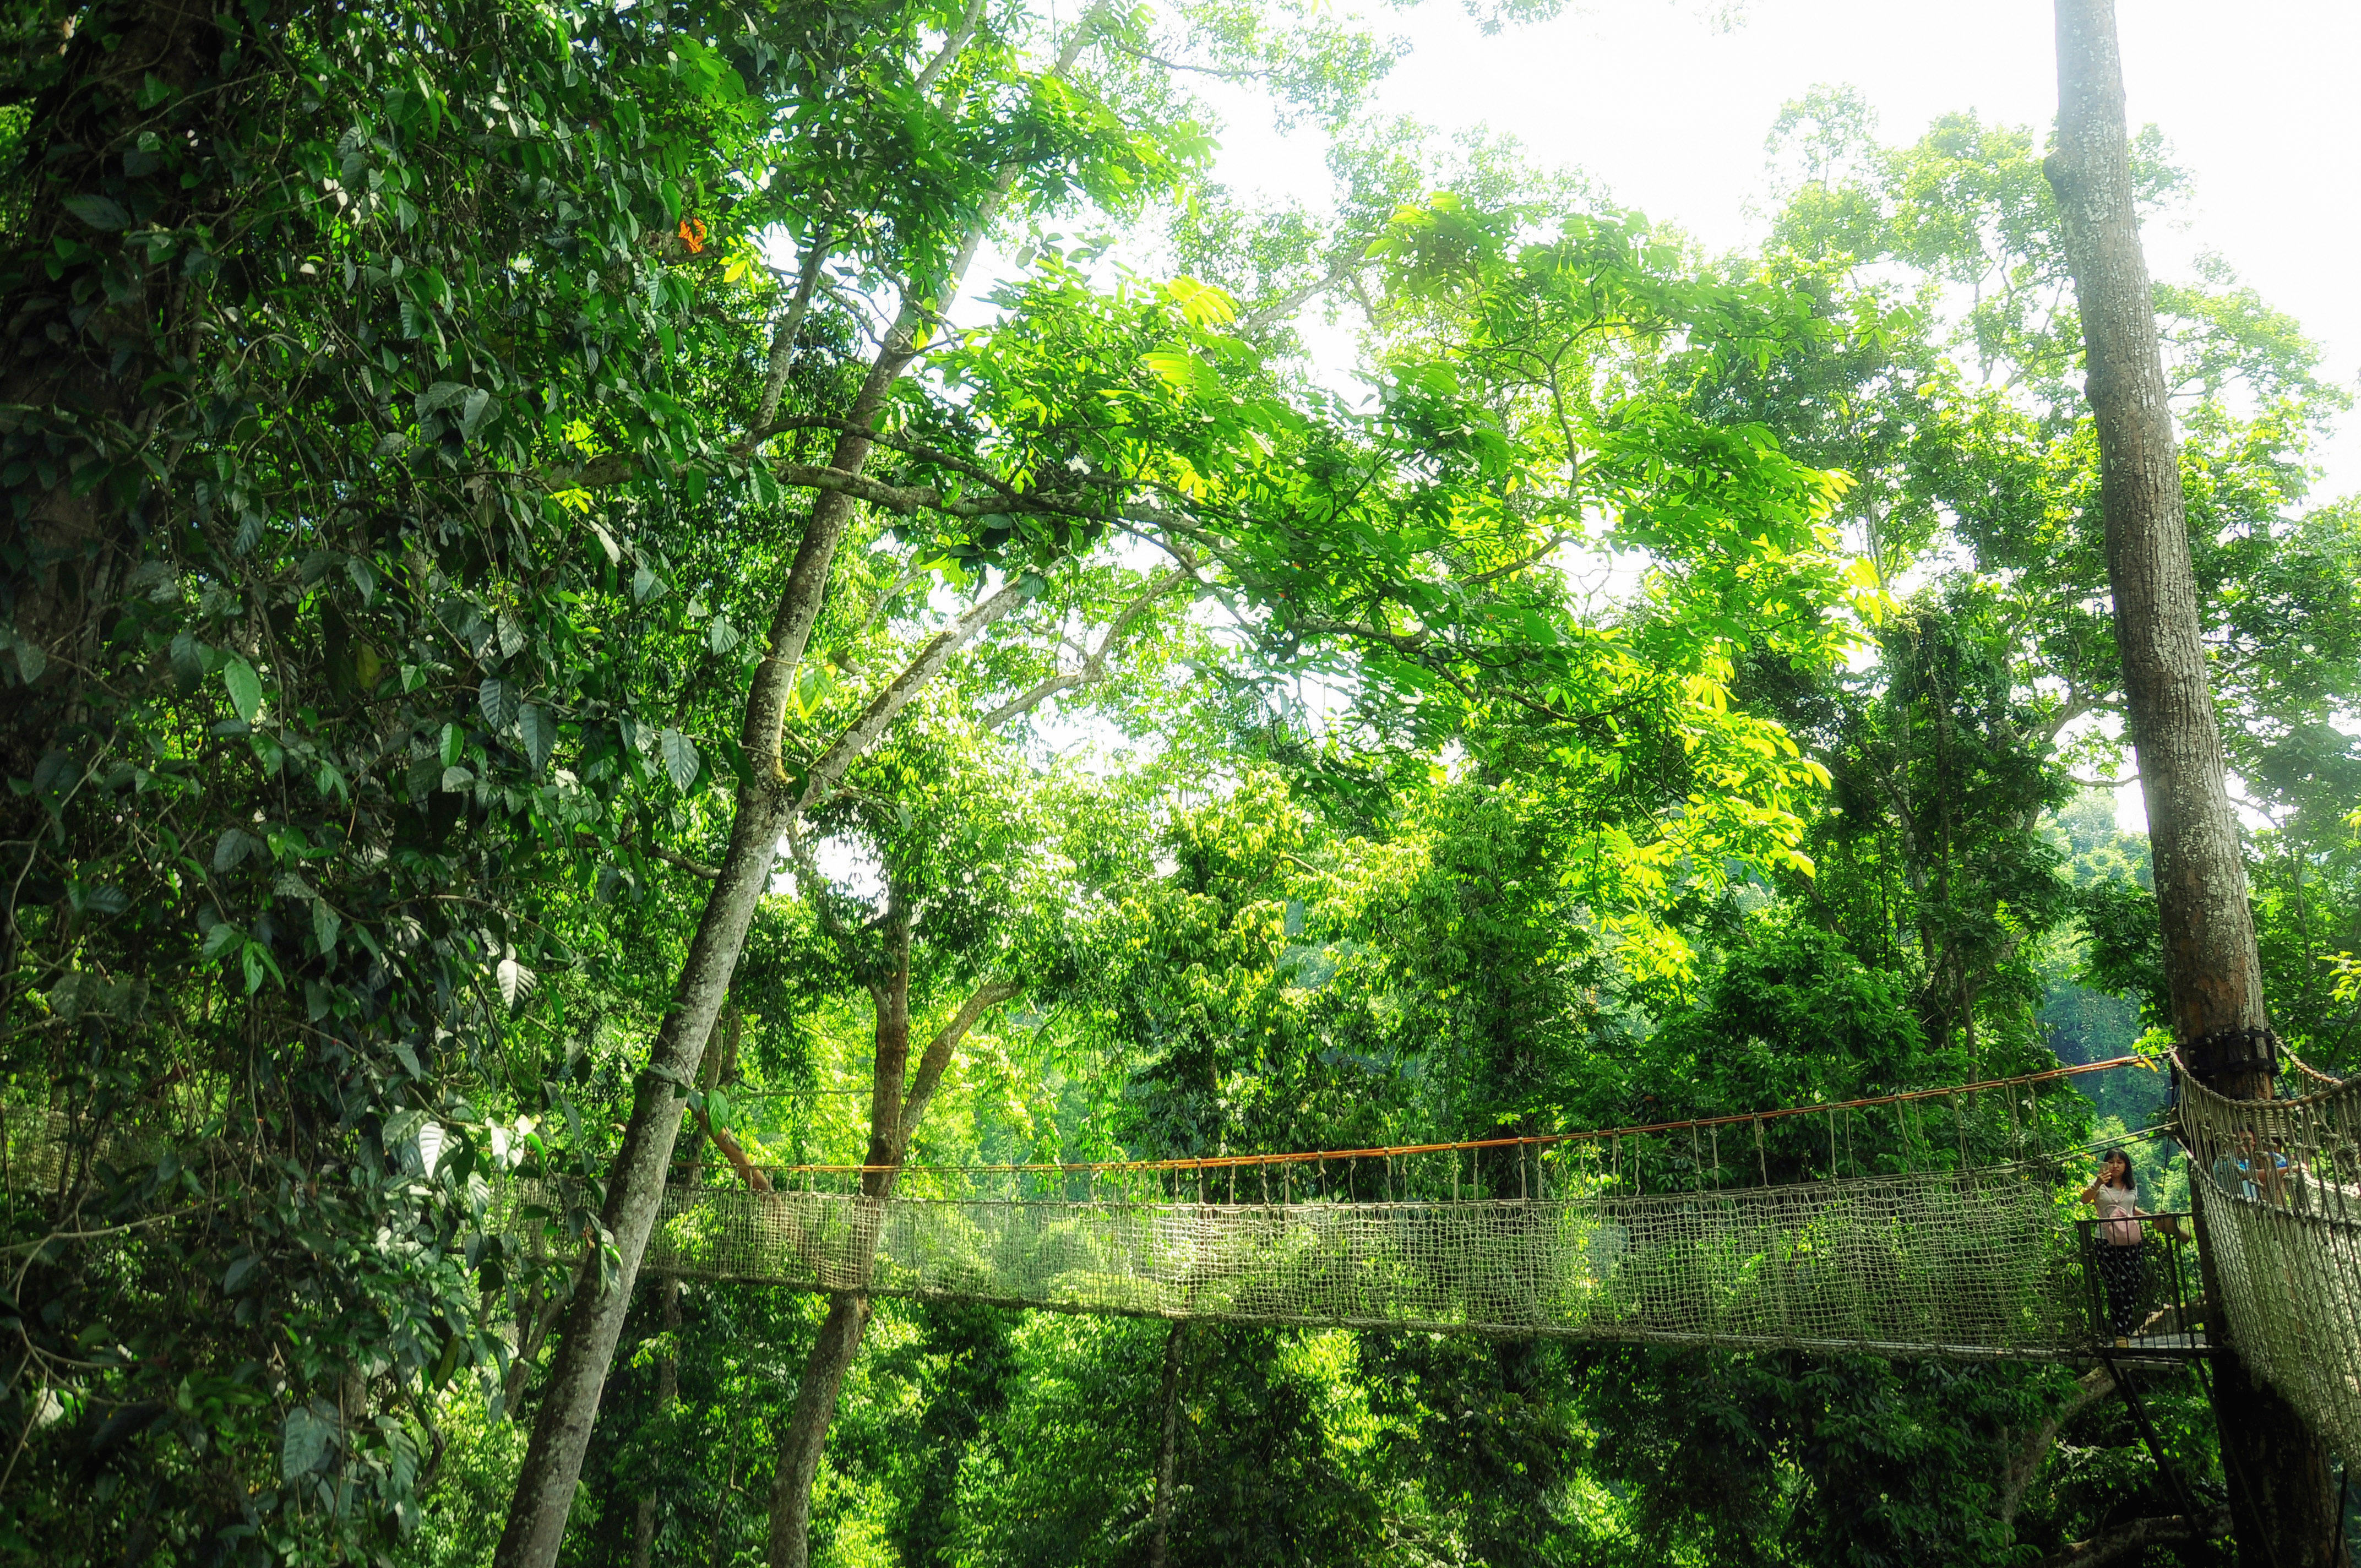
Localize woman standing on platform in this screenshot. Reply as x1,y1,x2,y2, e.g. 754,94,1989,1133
2080,1148,2147,1343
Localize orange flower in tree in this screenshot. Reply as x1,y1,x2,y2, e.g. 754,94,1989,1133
678,217,707,254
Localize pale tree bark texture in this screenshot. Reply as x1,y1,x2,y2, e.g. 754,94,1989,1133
630,1013,738,1566
493,183,1026,1568
2044,4,2340,1563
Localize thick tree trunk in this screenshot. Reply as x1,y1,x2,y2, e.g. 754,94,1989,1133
496,804,787,1568
761,933,911,1568
763,1293,875,1568
1,0,233,787
1147,1321,1188,1568
2046,0,2272,1089
2044,5,2341,1564
632,1025,730,1568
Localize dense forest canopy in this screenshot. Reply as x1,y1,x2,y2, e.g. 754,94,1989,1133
2,0,2356,1562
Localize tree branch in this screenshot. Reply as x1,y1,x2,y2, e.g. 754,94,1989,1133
793,580,1033,815
894,981,1024,1158
2000,1365,2112,1529
982,568,1188,729
749,230,834,438
692,1110,773,1192
2036,1508,2231,1568
648,843,722,881
1238,239,1382,336
913,0,988,95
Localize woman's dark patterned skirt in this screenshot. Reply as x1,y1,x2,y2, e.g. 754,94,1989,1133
2095,1241,2147,1336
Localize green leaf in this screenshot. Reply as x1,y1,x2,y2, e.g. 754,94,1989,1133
519,704,557,772
312,899,341,956
458,386,494,440
280,1403,335,1480
415,380,471,416
212,830,257,872
496,952,536,1010
63,194,132,232
222,656,262,723
659,729,701,791
479,676,519,731
1,625,45,684
1142,350,1204,393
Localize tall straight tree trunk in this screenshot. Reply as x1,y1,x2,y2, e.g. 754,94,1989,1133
2045,5,2340,1564
763,1293,875,1568
630,1014,734,1568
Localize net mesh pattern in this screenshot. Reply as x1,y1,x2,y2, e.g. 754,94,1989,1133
579,1163,2087,1358
2178,1063,2361,1460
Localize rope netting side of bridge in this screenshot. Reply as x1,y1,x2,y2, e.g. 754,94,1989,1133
614,1167,2082,1356
561,1060,2155,1359
2177,1057,2361,1461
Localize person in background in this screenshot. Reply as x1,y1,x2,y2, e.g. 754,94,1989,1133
2080,1148,2147,1343
2213,1128,2290,1204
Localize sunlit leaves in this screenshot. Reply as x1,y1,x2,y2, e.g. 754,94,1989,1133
496,950,538,1011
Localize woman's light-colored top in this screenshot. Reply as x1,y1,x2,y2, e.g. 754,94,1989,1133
2095,1182,2141,1246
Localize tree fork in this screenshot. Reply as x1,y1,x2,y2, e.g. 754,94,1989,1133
760,959,1022,1568
2045,3,2340,1562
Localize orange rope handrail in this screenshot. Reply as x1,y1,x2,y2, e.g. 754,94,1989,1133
759,1054,2157,1179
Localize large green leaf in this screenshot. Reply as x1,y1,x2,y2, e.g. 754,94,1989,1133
222,656,262,723
660,728,702,791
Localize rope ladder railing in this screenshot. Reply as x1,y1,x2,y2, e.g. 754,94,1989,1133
2173,1052,2361,1460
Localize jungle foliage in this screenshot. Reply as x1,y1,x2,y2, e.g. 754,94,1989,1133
2,0,2356,1564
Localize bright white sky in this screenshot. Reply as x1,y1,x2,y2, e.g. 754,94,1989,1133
1204,0,2361,499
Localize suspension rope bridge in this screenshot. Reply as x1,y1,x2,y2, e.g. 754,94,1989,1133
2173,1058,2361,1461
601,1062,2115,1351
600,1053,2361,1456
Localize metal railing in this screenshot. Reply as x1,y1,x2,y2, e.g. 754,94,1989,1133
2074,1211,2208,1355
